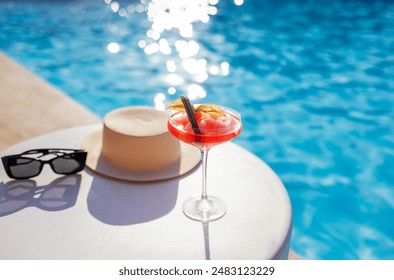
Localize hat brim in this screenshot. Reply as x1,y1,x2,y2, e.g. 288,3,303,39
81,130,201,182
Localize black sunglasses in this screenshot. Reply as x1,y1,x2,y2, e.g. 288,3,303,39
1,149,87,179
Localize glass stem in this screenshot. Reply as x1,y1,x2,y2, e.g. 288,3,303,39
201,148,209,200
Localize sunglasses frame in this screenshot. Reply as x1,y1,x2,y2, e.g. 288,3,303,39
1,149,87,179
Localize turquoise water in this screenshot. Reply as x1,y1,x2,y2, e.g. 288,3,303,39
1,0,393,259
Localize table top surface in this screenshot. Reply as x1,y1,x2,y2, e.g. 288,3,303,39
0,124,292,260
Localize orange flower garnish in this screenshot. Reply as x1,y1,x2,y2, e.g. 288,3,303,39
167,99,186,112
196,104,225,117
167,99,225,117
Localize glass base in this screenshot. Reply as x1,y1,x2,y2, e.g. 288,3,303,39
182,196,226,222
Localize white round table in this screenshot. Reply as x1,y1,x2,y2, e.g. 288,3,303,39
0,125,292,259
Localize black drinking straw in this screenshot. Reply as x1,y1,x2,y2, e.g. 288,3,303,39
181,96,201,134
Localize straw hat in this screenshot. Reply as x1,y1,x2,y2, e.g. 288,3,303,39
81,106,200,182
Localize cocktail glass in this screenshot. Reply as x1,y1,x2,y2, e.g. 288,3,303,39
168,104,242,222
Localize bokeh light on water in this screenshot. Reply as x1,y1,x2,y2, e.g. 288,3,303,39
104,0,234,110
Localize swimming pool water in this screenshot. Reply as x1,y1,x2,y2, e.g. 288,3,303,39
1,0,393,259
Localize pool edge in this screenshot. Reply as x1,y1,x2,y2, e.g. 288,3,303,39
0,51,100,152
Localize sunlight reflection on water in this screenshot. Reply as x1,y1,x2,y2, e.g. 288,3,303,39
104,0,238,109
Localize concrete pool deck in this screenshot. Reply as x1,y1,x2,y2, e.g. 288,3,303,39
0,52,301,260
0,52,99,151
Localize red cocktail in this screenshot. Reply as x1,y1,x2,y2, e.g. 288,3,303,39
168,109,242,150
168,98,242,222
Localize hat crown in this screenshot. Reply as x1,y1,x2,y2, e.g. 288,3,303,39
105,107,168,137
102,107,180,172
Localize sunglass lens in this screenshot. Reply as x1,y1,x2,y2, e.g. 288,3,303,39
51,154,85,175
7,158,42,179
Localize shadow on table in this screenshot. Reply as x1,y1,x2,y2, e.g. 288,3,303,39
86,170,180,226
0,175,81,217
202,222,211,260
